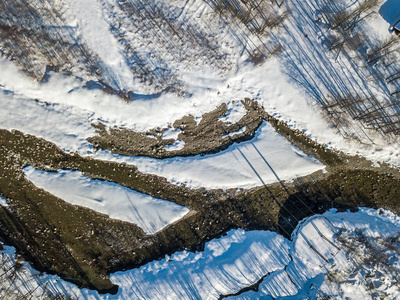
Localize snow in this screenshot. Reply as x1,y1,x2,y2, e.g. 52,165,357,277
162,127,186,151
1,0,400,298
231,208,400,299
1,40,399,193
109,230,290,300
64,0,137,92
94,121,324,189
222,127,246,139
0,195,8,207
23,166,189,235
379,0,400,28
164,139,185,151
0,55,324,190
2,208,400,299
0,56,210,134
161,127,182,140
1,0,400,193
218,100,248,124
367,12,396,39
256,270,298,298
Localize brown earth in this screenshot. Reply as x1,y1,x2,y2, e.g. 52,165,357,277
88,98,265,158
0,108,399,293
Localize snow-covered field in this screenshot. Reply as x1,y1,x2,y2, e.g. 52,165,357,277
1,0,400,298
64,0,138,92
1,0,399,191
2,208,400,299
23,166,189,234
0,55,325,190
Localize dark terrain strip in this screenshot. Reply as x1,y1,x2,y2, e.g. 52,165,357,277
0,116,399,293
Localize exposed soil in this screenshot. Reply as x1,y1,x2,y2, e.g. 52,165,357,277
88,98,265,158
0,109,399,294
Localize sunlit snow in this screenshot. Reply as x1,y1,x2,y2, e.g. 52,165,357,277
2,208,400,299
100,121,325,190
24,166,189,234
0,195,8,207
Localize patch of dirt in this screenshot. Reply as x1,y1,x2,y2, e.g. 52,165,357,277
88,99,266,158
0,111,399,294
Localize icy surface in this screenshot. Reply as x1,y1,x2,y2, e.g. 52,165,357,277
1,208,400,299
23,166,189,234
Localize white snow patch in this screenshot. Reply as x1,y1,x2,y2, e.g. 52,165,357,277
161,127,182,140
64,0,137,92
2,208,400,299
218,100,248,124
222,126,246,139
23,166,189,234
0,195,8,207
93,121,325,190
164,140,185,151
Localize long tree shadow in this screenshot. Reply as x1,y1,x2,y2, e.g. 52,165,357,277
271,0,400,136
278,179,377,239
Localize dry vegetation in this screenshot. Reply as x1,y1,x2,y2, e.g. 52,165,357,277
207,0,290,35
0,0,100,81
318,0,400,135
321,230,400,299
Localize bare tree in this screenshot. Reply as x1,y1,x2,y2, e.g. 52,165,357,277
367,36,399,64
